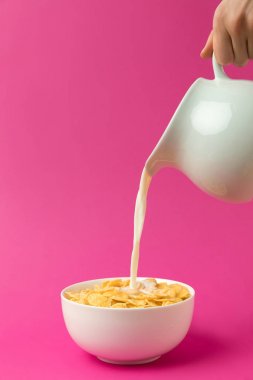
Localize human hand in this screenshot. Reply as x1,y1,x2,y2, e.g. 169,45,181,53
201,0,253,66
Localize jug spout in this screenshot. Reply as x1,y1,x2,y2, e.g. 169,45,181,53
145,119,178,177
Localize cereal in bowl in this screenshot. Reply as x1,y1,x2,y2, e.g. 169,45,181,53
64,278,190,308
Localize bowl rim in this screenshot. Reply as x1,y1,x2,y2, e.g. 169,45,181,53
60,277,195,311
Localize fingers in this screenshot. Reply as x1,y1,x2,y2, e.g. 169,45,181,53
200,30,214,58
246,16,253,58
226,15,248,66
247,37,253,58
202,1,253,66
213,24,234,65
230,35,248,66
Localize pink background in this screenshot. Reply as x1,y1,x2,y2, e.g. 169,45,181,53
0,1,253,379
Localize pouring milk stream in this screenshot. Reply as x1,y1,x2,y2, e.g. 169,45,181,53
130,54,253,288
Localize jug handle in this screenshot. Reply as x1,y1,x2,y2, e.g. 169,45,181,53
212,53,229,80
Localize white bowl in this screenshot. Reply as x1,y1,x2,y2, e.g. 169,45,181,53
61,277,195,365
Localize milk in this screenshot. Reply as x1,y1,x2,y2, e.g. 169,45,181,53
130,167,152,288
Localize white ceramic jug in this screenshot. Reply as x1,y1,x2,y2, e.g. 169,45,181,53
145,55,253,203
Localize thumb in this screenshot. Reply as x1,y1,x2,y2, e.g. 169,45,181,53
200,30,213,58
